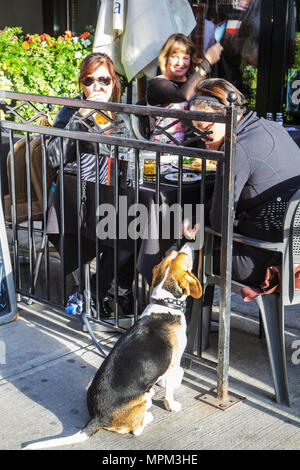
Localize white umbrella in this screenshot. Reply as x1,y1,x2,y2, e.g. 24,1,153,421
93,0,196,81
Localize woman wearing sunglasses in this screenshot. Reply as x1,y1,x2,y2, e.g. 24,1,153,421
47,53,134,319
48,52,127,168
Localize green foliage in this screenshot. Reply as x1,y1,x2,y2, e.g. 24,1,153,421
242,65,257,111
0,27,96,121
294,32,300,69
0,26,128,123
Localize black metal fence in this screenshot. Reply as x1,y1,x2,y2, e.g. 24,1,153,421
0,90,237,403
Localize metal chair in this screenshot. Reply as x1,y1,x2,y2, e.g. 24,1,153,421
130,98,151,141
30,136,56,211
29,136,56,290
4,136,43,223
202,188,300,406
5,136,56,293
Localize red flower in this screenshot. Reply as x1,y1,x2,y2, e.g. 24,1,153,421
80,31,90,39
64,30,72,40
40,33,50,42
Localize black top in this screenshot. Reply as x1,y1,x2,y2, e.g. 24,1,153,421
47,98,134,169
209,111,300,242
146,70,206,106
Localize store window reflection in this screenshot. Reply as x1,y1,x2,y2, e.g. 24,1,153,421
286,0,300,124
201,0,260,112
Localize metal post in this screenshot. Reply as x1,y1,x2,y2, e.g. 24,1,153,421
216,93,237,404
197,92,245,409
114,145,119,326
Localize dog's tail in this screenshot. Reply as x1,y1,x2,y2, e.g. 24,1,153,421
22,418,100,450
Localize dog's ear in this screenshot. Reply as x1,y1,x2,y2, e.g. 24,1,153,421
151,251,178,289
185,271,202,298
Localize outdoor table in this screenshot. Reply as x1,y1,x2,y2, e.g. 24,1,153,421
46,172,215,284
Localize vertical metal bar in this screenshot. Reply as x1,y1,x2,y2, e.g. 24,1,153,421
177,153,183,250
114,145,119,326
197,156,206,357
58,137,65,304
216,104,237,403
25,132,34,293
9,130,19,290
76,140,82,294
133,148,139,320
66,0,70,30
155,151,161,254
41,134,50,300
95,144,100,319
0,128,2,205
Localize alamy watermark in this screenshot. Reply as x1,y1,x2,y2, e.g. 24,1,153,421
291,339,300,365
0,340,5,365
95,196,204,249
290,80,300,105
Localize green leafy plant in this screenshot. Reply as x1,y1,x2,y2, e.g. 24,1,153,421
0,26,129,124
0,26,96,122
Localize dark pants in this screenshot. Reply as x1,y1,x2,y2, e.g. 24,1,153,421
201,240,281,350
92,247,134,298
214,240,281,287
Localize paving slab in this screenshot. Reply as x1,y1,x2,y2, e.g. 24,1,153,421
0,298,300,451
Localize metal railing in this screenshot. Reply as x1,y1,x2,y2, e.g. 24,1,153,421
0,90,237,405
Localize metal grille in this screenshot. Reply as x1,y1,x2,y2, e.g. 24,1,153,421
293,204,300,262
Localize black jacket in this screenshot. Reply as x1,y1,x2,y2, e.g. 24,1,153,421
209,111,300,241
47,97,134,169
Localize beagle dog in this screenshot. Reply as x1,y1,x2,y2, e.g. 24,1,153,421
24,244,201,449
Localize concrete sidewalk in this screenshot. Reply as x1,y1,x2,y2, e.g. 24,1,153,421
0,296,300,451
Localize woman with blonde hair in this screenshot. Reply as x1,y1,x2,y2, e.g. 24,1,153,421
146,33,223,144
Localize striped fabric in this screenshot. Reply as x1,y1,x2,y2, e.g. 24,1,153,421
63,152,128,187
80,153,109,183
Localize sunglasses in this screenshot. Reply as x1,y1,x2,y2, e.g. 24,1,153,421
82,76,112,87
196,122,214,133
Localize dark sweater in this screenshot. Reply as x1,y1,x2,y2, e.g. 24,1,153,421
146,74,199,106
47,98,134,169
209,111,300,241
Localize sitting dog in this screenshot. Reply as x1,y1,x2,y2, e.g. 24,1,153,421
24,244,201,449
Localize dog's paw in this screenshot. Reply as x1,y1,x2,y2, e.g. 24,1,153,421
133,412,153,436
164,399,182,412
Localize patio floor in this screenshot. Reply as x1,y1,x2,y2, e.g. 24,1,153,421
1,225,300,451
1,294,300,451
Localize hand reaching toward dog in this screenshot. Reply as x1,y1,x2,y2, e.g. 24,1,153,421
182,218,200,240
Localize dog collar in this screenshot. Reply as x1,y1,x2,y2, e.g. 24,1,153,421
151,297,186,313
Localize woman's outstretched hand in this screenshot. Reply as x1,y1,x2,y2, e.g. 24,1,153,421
204,42,223,66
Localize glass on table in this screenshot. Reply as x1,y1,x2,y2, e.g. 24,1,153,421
143,151,157,182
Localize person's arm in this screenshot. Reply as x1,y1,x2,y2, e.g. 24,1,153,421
146,71,205,106
47,105,99,169
209,142,251,232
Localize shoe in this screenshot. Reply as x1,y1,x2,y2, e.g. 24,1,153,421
91,295,114,319
117,292,134,316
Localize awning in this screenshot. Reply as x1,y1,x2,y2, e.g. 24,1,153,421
93,0,196,81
